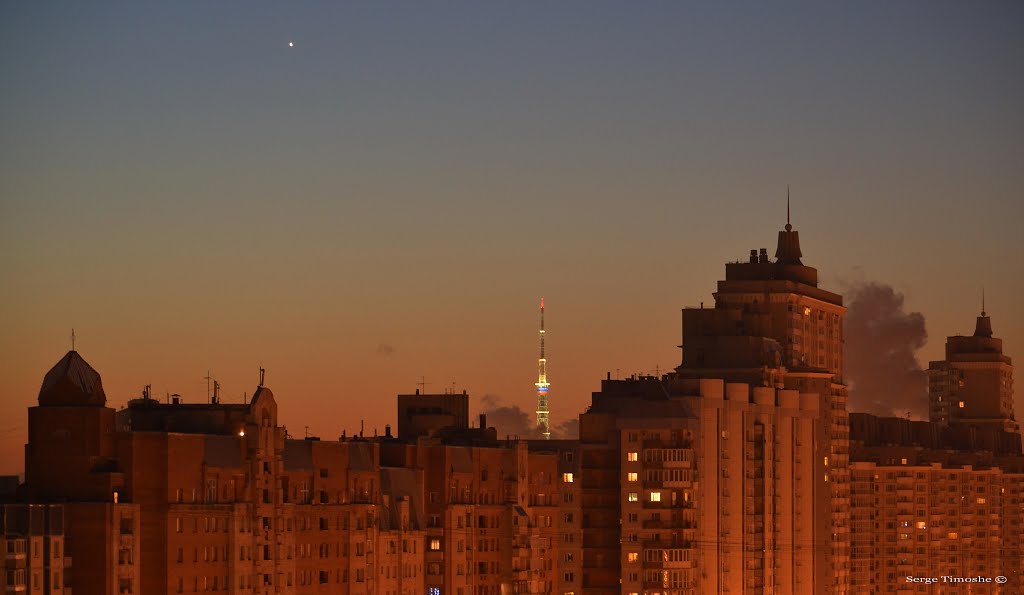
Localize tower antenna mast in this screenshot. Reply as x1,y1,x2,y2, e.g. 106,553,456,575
535,297,551,439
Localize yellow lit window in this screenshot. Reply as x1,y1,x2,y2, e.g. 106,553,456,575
562,473,574,483
627,472,638,482
901,458,907,465
824,456,829,467
627,452,638,462
627,552,639,562
976,497,986,504
804,307,811,316
627,492,638,502
959,401,965,408
947,532,958,539
915,521,926,529
429,539,441,551
649,491,661,502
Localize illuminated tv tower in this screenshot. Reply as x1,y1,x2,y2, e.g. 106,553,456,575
535,297,551,439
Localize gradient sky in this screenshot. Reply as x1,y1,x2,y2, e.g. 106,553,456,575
2,2,1022,474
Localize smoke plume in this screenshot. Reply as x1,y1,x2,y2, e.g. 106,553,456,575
843,281,928,418
479,394,578,439
480,394,544,439
551,417,580,439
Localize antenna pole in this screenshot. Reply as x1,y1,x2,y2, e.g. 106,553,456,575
70,329,76,351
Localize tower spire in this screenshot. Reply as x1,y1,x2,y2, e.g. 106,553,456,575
775,186,803,265
535,297,551,439
786,185,792,231
981,286,986,317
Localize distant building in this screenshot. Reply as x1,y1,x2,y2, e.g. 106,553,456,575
928,308,1017,433
0,504,67,594
848,412,1024,591
396,390,470,441
23,351,141,595
577,372,822,595
672,211,850,593
21,351,569,595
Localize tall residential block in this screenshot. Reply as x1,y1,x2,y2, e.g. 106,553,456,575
673,210,850,592
928,307,1017,433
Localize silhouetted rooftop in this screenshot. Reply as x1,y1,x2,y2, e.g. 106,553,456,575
38,351,106,407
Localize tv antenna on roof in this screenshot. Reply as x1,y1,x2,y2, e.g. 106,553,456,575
204,370,213,403
70,328,76,351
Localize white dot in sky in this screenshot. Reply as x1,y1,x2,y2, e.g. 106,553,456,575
288,41,294,47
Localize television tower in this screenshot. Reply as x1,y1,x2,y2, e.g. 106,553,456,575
535,297,551,439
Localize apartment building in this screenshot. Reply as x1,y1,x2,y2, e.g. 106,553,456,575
0,504,68,595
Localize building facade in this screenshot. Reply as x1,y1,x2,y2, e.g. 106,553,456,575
0,504,68,595
849,413,1024,593
928,309,1017,433
21,353,571,595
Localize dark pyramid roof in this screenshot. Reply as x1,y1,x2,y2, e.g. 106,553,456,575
38,351,106,407
974,312,993,338
775,222,803,265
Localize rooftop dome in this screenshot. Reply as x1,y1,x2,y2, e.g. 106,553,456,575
38,351,106,407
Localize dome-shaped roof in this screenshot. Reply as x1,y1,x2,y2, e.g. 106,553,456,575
38,351,106,407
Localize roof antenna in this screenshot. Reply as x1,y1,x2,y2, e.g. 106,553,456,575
70,328,76,352
259,366,265,387
785,185,792,231
981,285,986,317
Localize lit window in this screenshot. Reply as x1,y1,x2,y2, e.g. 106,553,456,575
562,473,574,483
959,401,965,408
627,452,638,462
627,493,638,502
901,458,907,465
804,307,811,316
649,491,661,502
916,522,926,529
824,456,829,467
627,472,638,482
948,532,958,539
429,539,441,551
627,552,639,562
976,497,986,504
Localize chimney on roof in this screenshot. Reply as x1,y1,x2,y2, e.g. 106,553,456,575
384,424,392,438
479,413,487,429
759,248,769,264
749,249,758,264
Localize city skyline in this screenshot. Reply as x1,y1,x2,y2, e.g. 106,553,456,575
3,2,1023,475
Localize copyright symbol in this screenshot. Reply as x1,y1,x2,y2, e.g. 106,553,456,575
996,576,1007,584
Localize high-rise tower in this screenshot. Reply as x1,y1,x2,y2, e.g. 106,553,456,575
927,297,1017,433
535,297,551,439
674,197,851,593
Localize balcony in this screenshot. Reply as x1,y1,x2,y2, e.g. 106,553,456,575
641,518,695,530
